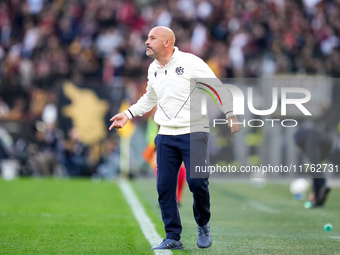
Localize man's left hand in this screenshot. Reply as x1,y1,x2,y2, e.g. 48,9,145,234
227,116,242,134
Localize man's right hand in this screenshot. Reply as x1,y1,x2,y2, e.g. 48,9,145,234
109,113,129,130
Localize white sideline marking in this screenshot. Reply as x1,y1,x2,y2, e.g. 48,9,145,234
248,200,279,214
329,236,340,240
118,179,172,255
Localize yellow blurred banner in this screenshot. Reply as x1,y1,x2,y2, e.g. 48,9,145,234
117,101,136,138
62,81,109,145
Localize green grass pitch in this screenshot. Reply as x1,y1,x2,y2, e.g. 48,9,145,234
1,178,339,254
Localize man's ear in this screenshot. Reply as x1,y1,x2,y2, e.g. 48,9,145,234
163,39,170,47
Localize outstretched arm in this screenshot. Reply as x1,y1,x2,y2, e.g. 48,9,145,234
109,112,129,130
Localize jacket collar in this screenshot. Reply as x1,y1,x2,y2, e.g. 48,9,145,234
154,46,179,68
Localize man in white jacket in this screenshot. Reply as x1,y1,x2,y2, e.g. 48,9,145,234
109,26,241,250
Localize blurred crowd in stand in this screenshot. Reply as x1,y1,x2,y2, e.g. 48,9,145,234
1,0,340,178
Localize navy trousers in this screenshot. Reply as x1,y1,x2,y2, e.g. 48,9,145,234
155,132,210,241
313,178,326,200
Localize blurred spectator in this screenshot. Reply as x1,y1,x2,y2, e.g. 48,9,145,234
22,20,40,58
0,126,13,160
229,29,249,76
60,128,90,177
0,0,339,100
27,0,44,15
0,96,10,118
2,0,340,87
95,27,123,56
95,137,120,180
27,120,64,176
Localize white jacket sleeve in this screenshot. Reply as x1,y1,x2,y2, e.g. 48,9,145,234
193,59,234,118
124,81,158,119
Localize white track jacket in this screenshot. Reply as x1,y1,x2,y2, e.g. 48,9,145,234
124,47,234,135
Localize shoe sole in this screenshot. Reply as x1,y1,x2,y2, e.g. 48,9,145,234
173,246,185,250
152,246,184,250
152,244,185,250
197,241,212,249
